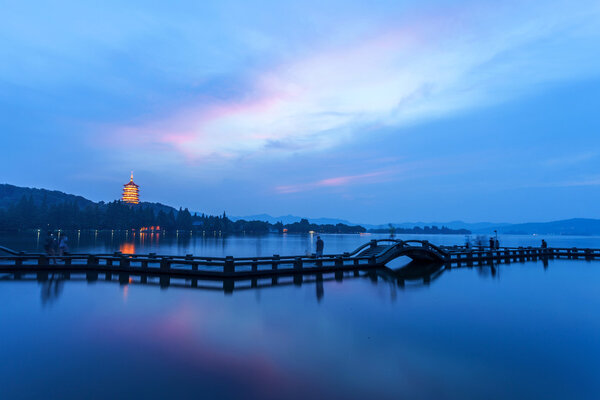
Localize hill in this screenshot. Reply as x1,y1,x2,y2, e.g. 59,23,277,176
0,184,94,209
0,184,365,233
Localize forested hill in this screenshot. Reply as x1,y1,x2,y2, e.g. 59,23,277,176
0,184,365,234
0,184,177,215
0,184,94,209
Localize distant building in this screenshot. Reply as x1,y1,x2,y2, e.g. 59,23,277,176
122,172,140,204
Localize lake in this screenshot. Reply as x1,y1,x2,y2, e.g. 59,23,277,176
1,231,599,399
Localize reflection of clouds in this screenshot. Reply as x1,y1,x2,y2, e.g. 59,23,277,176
84,277,463,399
91,302,323,399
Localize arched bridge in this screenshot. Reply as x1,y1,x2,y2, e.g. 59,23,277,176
348,239,449,265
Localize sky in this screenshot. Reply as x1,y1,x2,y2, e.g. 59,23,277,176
1,0,600,224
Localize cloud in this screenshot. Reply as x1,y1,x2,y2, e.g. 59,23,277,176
275,171,390,193
99,0,600,165
541,152,598,167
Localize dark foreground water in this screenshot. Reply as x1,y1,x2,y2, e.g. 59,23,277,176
1,232,600,399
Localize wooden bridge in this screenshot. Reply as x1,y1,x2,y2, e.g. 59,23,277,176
0,261,447,298
1,240,599,288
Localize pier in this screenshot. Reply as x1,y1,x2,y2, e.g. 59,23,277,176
1,239,599,285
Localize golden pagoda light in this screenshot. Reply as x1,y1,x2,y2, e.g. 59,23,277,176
122,172,140,204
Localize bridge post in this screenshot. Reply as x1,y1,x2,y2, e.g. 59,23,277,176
518,247,525,262
120,256,130,267
571,247,578,260
454,253,461,268
252,259,258,272
160,257,170,270
585,249,593,261
316,257,323,268
224,256,235,275
272,255,280,270
335,256,343,269
466,251,473,267
38,255,48,266
294,257,303,271
369,240,377,249
444,253,452,267
87,255,97,266
369,256,377,266
528,247,534,260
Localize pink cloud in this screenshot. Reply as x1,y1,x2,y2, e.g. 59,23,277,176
276,171,388,194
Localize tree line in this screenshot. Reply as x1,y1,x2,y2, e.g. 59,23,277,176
0,195,366,234
369,225,471,234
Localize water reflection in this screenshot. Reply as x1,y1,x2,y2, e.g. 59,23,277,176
1,256,598,399
119,242,135,254
4,230,600,260
0,262,509,307
38,272,67,305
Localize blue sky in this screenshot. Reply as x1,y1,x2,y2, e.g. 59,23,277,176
1,0,600,223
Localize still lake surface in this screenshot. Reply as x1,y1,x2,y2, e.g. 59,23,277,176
1,231,600,399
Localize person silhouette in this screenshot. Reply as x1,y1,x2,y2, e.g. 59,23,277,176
59,235,69,257
316,236,324,257
44,231,57,264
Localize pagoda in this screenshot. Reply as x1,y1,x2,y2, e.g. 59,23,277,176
122,172,140,204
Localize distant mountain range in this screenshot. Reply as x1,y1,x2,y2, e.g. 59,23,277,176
231,215,508,232
229,214,356,226
232,214,600,236
2,184,600,235
485,218,600,236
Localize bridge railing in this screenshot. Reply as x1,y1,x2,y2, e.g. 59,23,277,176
0,250,379,278
0,246,19,255
346,239,404,257
445,246,600,265
350,239,449,264
401,240,449,256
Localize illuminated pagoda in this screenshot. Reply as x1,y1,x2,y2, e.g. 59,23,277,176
122,172,140,204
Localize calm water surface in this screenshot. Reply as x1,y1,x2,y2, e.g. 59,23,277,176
1,232,599,399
